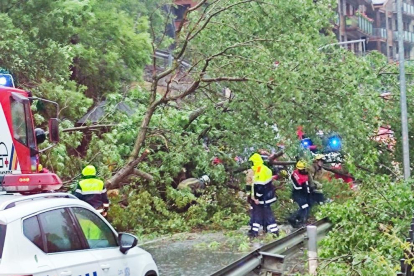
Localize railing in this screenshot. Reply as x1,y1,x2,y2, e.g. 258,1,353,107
403,2,414,16
373,28,387,39
394,2,414,17
393,31,414,43
210,218,332,276
345,15,373,35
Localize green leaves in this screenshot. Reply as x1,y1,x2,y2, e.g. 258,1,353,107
316,179,412,275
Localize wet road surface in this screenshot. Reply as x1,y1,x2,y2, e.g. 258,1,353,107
142,225,306,276
142,232,246,276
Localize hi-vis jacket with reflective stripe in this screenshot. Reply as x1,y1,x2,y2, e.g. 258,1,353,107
248,153,276,205
291,169,310,194
249,153,273,185
74,176,109,209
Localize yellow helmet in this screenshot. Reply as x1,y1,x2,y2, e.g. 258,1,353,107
82,165,97,176
296,160,307,170
315,154,325,161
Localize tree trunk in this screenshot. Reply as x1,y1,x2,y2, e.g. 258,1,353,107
106,149,151,189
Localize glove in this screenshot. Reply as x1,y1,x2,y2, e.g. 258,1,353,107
280,170,288,178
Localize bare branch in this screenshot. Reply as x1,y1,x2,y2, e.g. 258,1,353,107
129,168,154,182
189,0,257,41
156,5,174,49
106,149,151,189
188,0,209,12
184,100,228,129
201,77,247,82
62,124,117,133
209,38,274,60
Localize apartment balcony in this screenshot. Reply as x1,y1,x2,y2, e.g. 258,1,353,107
393,31,414,43
371,28,387,41
345,14,373,35
393,2,414,18
346,0,371,6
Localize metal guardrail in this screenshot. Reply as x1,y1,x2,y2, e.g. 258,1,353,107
210,218,332,276
154,50,191,68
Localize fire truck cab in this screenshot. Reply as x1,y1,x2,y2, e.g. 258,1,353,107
0,73,61,193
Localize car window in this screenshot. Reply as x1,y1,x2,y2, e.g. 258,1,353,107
23,216,45,251
0,224,5,259
72,207,117,249
38,208,83,253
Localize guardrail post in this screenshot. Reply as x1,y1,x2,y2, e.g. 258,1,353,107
401,258,407,275
406,238,412,276
307,225,318,275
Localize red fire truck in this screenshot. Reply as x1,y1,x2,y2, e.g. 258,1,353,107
0,73,61,193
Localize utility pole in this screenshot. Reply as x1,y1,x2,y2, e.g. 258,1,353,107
397,0,411,180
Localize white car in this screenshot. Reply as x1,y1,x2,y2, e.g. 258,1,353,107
0,192,158,276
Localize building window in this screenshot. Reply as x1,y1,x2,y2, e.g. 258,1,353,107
403,21,409,32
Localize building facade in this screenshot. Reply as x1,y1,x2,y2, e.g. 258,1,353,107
172,0,198,29
336,0,414,60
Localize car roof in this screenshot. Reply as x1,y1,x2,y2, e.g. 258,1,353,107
0,192,94,224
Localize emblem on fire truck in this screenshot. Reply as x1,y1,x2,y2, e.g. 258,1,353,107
0,142,8,168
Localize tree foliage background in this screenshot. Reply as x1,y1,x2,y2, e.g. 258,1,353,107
1,0,414,273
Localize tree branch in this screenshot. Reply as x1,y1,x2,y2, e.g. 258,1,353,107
62,124,117,133
188,0,257,41
106,149,151,189
129,168,154,182
201,77,248,82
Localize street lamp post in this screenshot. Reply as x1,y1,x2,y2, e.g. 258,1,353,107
396,0,411,180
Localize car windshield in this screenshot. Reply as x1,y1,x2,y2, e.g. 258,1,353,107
0,224,6,259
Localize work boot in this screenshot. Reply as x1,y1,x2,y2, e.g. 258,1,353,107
272,230,280,238
247,229,258,238
288,217,300,228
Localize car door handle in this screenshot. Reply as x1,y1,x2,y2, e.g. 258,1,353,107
60,271,72,276
101,264,111,271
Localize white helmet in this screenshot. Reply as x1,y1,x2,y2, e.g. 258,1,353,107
200,175,210,184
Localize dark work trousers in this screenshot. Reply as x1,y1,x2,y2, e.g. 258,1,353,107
311,192,326,206
249,203,279,235
261,204,279,234
289,191,311,226
249,202,262,236
248,202,254,227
